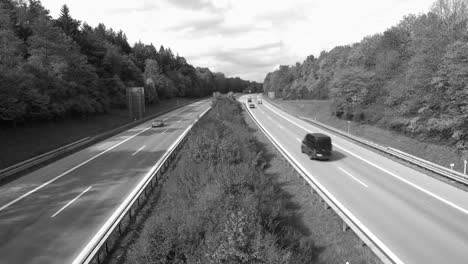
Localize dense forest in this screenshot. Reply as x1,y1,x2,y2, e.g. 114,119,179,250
0,0,261,126
263,0,468,151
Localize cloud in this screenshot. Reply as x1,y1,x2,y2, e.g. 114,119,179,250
186,41,293,81
110,1,158,13
166,16,224,32
165,16,256,37
164,0,220,12
237,41,284,52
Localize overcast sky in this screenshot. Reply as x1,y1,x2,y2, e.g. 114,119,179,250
41,0,434,82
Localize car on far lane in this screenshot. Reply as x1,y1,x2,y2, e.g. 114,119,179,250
247,97,252,102
249,103,255,108
301,133,332,160
151,119,165,127
258,99,262,104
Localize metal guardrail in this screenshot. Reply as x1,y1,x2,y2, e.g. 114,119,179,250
263,97,468,186
0,99,204,183
73,105,212,264
242,99,398,264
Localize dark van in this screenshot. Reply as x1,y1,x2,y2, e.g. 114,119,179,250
301,133,332,160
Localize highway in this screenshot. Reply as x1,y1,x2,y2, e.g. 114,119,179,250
243,95,468,264
0,99,211,264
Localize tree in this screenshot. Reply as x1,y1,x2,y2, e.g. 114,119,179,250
143,59,161,104
54,5,80,40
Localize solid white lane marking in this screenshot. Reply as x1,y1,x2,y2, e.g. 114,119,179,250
263,101,468,215
246,98,404,264
334,144,468,215
72,105,212,264
339,167,368,188
0,105,199,213
131,145,145,156
51,186,92,218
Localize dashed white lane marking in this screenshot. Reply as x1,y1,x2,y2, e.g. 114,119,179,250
131,145,145,156
51,186,92,218
278,124,284,129
339,167,369,188
0,104,199,213
161,128,169,134
296,137,301,142
263,101,468,215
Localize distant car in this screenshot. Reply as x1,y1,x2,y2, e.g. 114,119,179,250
301,133,332,160
249,103,255,108
152,119,164,127
247,97,252,102
258,100,262,104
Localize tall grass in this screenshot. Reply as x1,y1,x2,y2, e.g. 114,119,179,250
125,96,319,263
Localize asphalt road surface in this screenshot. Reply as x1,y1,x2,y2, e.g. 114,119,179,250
243,95,468,264
0,100,211,264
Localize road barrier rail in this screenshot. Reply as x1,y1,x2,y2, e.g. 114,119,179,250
73,105,212,264
0,99,204,184
264,97,468,186
243,99,398,264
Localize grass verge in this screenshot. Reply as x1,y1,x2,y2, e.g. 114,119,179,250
0,97,195,169
106,95,381,264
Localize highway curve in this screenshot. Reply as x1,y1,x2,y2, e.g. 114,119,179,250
243,94,468,264
0,100,211,264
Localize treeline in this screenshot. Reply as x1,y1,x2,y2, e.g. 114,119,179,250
127,96,317,263
264,0,468,150
0,0,259,125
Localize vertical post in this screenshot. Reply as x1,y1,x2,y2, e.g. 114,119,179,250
347,121,351,134
450,163,454,170
464,160,467,175
342,221,348,232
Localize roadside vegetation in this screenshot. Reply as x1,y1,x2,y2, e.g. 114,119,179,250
119,95,321,264
263,0,468,160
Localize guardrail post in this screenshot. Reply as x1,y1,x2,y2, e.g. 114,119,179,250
342,221,349,232
323,199,330,210
464,160,467,175
450,163,454,170
347,121,351,134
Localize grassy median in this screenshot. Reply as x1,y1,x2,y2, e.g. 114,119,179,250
116,96,319,263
